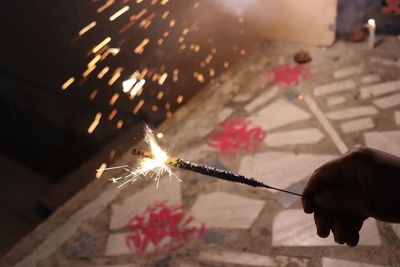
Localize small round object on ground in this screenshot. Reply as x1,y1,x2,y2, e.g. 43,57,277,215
348,29,367,42
294,50,311,64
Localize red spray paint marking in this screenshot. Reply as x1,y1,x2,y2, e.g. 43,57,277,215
125,202,205,255
267,63,309,85
382,0,400,14
207,119,266,157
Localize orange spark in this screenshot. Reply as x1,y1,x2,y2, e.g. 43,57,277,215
158,73,168,85
156,91,164,99
130,8,147,21
109,93,119,105
88,55,101,68
88,112,102,134
108,109,118,120
116,120,124,129
97,0,115,13
89,89,98,100
96,163,107,178
79,21,96,36
177,95,183,104
61,77,75,90
83,65,97,77
109,6,129,21
92,37,111,53
134,38,150,54
97,66,110,79
161,10,169,19
108,68,123,86
133,99,145,114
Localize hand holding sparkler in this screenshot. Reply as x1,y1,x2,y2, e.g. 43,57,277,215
302,146,400,246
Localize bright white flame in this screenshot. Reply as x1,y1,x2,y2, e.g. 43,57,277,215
108,47,120,55
122,78,137,93
368,19,375,27
130,79,145,97
97,125,181,189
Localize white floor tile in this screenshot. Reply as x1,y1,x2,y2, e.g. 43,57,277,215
373,93,400,109
333,65,363,79
272,209,381,246
322,257,387,267
360,80,400,99
364,131,400,157
326,106,378,120
340,117,375,133
191,191,265,229
361,74,381,84
314,79,356,96
249,99,310,130
264,128,324,147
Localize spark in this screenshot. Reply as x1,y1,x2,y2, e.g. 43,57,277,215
89,89,98,100
97,66,110,79
130,79,145,97
109,93,119,105
61,77,75,90
92,37,111,53
100,126,180,188
109,6,129,21
96,163,107,178
79,21,97,36
133,99,145,114
108,109,118,120
88,112,102,134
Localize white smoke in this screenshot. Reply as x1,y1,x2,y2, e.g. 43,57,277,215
209,0,263,16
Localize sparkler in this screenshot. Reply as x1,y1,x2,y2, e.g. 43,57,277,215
99,126,302,196
132,148,303,197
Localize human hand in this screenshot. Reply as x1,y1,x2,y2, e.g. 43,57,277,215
302,146,400,246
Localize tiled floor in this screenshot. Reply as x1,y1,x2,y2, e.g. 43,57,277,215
3,38,400,267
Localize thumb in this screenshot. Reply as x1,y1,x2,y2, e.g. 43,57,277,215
314,188,370,217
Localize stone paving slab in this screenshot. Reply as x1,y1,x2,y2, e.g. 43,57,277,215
264,128,324,147
272,209,381,246
322,257,387,267
249,99,311,130
190,191,265,229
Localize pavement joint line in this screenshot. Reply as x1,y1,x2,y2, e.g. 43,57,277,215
304,95,348,154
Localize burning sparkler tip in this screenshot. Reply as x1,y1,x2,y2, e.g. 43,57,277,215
132,148,155,159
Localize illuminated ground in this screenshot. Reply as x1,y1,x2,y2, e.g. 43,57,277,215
3,38,400,266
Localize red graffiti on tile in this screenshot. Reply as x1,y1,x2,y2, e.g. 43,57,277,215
207,119,266,156
125,202,205,255
382,0,400,14
267,63,309,85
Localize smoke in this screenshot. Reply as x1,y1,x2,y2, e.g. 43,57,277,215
209,0,263,16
